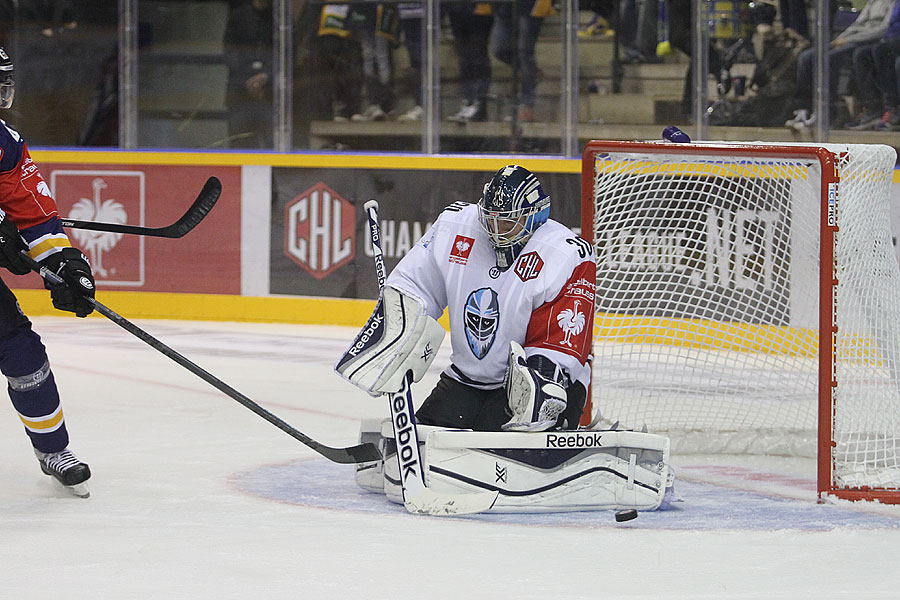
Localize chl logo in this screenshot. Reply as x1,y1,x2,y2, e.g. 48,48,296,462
515,251,543,282
285,182,355,279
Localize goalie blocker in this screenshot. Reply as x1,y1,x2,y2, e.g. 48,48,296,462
335,285,445,395
356,419,674,513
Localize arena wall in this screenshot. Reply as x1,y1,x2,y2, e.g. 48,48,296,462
8,149,900,326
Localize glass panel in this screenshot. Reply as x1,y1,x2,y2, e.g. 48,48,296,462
137,0,236,149
440,0,564,154
300,0,570,154
0,3,118,146
298,1,429,152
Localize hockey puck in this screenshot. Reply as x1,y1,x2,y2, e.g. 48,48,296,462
614,509,638,522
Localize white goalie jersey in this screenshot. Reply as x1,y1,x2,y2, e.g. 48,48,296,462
386,202,595,389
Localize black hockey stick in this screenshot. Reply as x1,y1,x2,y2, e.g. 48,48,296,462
58,176,222,238
21,252,381,465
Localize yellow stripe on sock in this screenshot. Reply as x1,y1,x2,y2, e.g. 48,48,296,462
19,407,64,432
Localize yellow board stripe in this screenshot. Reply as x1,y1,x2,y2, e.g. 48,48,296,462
30,150,580,174
10,289,451,329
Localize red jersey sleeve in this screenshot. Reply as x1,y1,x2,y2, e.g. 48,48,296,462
523,260,596,365
0,144,59,229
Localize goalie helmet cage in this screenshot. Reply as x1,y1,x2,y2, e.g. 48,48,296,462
580,140,900,504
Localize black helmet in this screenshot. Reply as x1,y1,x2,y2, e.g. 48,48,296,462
0,47,13,109
477,165,550,270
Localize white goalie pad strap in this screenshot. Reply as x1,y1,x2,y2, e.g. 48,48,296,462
423,429,671,512
335,285,445,395
504,341,566,432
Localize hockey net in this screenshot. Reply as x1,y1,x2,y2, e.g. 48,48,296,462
581,140,900,503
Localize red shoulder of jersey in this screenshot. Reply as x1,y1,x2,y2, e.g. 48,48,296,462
0,129,58,229
523,260,596,363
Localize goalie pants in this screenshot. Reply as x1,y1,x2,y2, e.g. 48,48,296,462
416,372,586,431
0,278,69,453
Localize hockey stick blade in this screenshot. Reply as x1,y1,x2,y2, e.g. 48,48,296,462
21,252,380,465
404,487,499,516
59,176,222,238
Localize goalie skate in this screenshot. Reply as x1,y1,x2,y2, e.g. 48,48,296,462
36,448,91,498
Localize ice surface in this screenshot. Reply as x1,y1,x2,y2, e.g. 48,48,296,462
2,317,899,599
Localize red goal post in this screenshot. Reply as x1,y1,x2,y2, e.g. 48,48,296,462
581,139,900,504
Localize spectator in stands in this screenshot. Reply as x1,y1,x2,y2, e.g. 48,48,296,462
784,0,896,132
619,0,662,64
223,0,274,148
349,4,400,121
491,0,554,122
20,0,78,37
397,3,425,121
779,0,810,40
888,53,900,129
844,0,900,129
667,0,722,120
312,5,363,122
446,2,494,123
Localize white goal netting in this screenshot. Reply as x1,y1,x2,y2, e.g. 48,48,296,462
584,141,900,497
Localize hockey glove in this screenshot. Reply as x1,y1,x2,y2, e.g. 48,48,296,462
503,341,568,432
0,213,31,275
41,248,95,317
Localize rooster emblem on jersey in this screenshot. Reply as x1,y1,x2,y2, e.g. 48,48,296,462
68,178,126,277
556,300,586,348
456,239,471,254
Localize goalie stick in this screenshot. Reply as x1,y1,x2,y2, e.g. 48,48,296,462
364,199,499,516
21,252,381,465
59,176,222,238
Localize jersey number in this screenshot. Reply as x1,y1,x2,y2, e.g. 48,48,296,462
566,237,593,259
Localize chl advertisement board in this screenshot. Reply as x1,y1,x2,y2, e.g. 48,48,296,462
270,167,581,300
7,164,242,294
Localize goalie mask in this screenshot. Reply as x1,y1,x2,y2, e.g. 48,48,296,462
478,165,550,270
0,48,13,110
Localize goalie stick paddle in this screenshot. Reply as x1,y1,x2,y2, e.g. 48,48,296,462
21,252,381,465
58,176,222,238
364,199,499,516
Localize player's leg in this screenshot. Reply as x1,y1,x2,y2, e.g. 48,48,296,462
415,373,504,430
0,281,90,496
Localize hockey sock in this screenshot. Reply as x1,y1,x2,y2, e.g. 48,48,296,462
0,325,69,453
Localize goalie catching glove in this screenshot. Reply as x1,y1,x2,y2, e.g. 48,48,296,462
41,248,95,318
503,341,569,432
335,285,445,395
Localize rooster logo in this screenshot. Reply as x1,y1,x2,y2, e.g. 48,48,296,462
36,181,52,198
556,300,586,347
456,239,471,254
68,178,127,277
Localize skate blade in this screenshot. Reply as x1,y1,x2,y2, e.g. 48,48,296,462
58,481,90,498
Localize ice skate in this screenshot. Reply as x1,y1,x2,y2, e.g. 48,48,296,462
35,448,91,498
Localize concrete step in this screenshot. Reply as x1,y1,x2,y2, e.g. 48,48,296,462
580,93,682,125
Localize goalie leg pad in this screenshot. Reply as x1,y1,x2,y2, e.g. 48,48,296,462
423,429,671,512
335,285,445,395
